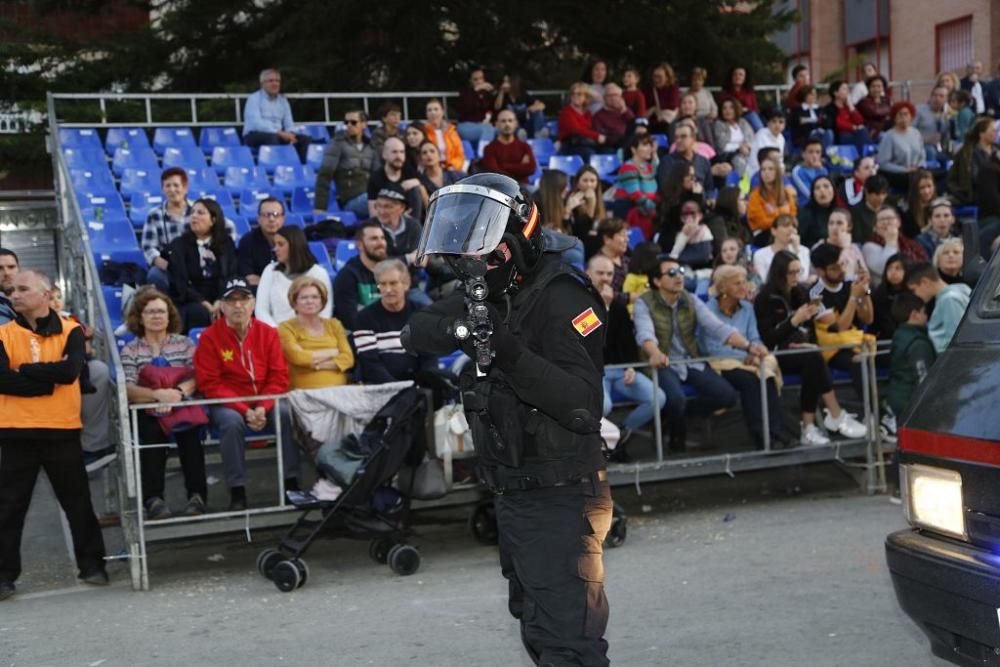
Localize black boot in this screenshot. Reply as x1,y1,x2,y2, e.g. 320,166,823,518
228,486,247,511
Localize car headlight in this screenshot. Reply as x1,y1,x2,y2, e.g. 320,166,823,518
901,464,966,540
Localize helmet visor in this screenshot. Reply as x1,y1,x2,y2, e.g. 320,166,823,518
416,184,516,259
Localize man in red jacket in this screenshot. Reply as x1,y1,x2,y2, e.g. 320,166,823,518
194,278,299,510
480,110,537,184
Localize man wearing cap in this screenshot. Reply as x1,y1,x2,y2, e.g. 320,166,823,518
374,183,432,307
194,278,300,511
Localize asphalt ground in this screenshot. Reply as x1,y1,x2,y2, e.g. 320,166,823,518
1,460,949,667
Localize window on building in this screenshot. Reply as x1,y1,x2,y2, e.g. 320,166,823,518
936,16,973,74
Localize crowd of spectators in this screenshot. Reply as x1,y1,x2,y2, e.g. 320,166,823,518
7,57,997,574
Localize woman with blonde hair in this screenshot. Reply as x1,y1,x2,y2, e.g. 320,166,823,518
704,264,794,449
557,81,605,161
932,237,964,285
687,66,718,120
278,276,354,390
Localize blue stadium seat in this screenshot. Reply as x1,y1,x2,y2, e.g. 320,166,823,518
101,286,125,329
63,147,107,170
185,166,222,194
291,186,317,214
334,239,359,270
188,327,206,344
196,189,237,211
104,127,151,156
545,119,559,136
94,249,148,276
954,206,979,221
825,145,859,173
224,165,270,194
548,154,584,176
119,168,161,202
308,241,335,276
79,190,127,218
436,350,466,374
111,146,159,178
86,217,137,251
332,210,357,227
59,128,103,152
306,143,327,171
589,154,621,181
199,126,242,155
239,188,275,214
862,143,878,157
651,134,669,150
627,226,644,250
297,124,331,144
461,140,475,163
115,331,136,352
128,192,164,229
152,127,198,156
725,170,742,188
70,167,117,198
527,138,555,164
284,213,305,228
477,139,491,158
257,144,301,173
273,164,316,197
162,145,208,170
230,214,251,239
211,145,255,176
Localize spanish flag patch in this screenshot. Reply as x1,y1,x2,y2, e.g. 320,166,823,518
571,307,602,337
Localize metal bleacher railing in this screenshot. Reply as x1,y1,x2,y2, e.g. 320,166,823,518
46,89,891,591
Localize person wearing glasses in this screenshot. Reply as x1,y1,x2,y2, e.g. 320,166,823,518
238,197,286,290
242,68,311,162
313,109,380,219
634,255,761,453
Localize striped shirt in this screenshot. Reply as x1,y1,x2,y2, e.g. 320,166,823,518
120,334,196,386
352,301,423,384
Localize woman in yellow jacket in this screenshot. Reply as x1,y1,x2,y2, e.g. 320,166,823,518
278,276,354,390
747,157,797,240
424,98,466,172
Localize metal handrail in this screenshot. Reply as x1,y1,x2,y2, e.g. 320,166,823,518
46,81,927,130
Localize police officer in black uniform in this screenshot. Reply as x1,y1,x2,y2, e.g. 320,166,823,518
402,173,613,666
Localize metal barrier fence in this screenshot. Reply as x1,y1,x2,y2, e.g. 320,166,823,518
46,82,928,129
45,90,889,591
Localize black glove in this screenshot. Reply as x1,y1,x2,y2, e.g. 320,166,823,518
458,301,522,370
402,295,465,356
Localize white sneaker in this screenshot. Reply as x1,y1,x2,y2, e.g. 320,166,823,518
823,409,867,439
880,410,898,443
801,423,831,446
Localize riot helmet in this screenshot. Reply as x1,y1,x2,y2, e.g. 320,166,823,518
416,172,543,297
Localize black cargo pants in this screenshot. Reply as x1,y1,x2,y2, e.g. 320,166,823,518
494,477,613,667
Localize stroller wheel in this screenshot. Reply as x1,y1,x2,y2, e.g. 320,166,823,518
388,544,421,576
256,548,283,579
272,560,301,592
291,558,309,587
469,502,498,545
604,503,628,549
368,537,394,564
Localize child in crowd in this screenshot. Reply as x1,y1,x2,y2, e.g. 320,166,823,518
886,292,936,423
622,241,659,314
791,139,829,206
948,89,974,145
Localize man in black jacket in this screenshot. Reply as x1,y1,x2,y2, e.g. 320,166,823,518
403,174,613,666
0,248,18,325
332,221,388,331
0,270,108,601
237,197,285,289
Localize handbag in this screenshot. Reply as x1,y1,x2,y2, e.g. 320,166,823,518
396,456,447,500
431,404,475,459
137,363,209,435
813,320,870,362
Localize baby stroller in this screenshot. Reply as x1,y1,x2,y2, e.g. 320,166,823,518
256,386,427,592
